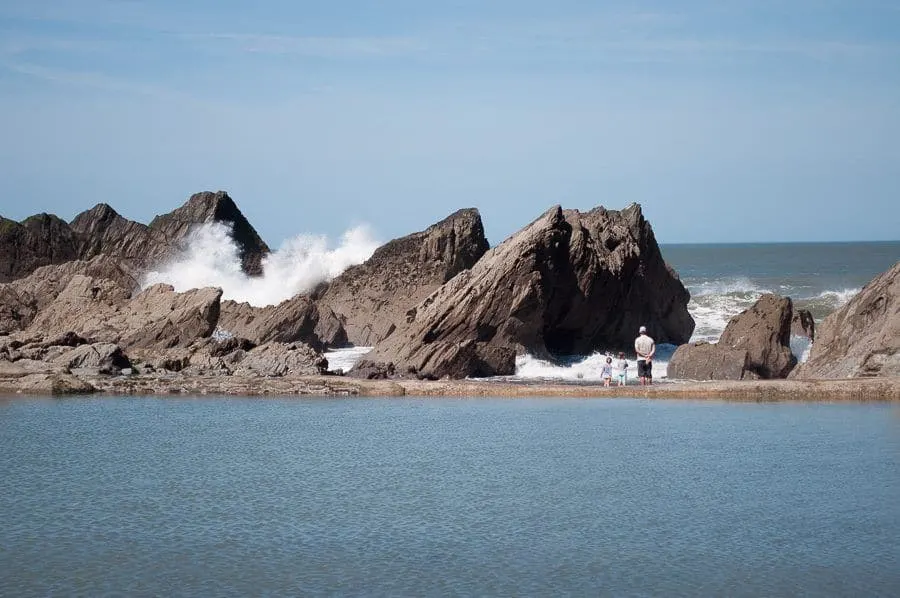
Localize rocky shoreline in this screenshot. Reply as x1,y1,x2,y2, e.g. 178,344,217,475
1,365,897,402
2,190,897,397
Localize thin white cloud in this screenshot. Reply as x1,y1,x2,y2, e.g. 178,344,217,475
182,32,425,59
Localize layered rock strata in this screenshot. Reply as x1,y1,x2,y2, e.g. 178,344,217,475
316,208,489,346
791,261,900,379
356,204,694,379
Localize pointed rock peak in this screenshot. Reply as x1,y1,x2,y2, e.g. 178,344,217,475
149,191,270,276
22,213,71,230
70,203,125,232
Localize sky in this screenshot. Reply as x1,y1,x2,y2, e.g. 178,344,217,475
0,0,898,248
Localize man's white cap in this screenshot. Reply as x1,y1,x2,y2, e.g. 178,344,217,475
639,325,647,333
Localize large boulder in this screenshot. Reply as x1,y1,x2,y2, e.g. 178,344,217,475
0,214,79,282
791,309,816,341
51,342,132,374
718,294,796,379
230,342,328,377
668,293,797,380
356,203,694,379
315,208,489,346
667,342,755,381
218,296,347,351
147,191,270,276
791,261,900,379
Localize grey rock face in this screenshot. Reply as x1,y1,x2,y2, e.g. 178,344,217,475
668,293,796,380
0,214,79,283
667,341,756,381
791,261,900,379
218,296,347,351
791,309,816,341
357,203,694,379
2,191,270,285
316,208,489,346
52,342,132,374
148,191,270,276
230,342,329,377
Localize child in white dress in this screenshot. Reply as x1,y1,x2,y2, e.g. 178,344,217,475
601,356,613,387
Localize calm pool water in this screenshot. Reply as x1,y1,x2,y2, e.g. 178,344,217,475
1,397,899,596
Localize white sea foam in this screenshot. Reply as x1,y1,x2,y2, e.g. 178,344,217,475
325,346,372,373
142,222,380,306
506,344,678,382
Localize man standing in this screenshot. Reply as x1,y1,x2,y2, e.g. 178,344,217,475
634,325,656,385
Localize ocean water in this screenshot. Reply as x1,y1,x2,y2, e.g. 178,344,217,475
1,397,898,597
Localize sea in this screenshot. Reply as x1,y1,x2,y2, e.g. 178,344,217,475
330,241,900,382
1,397,899,596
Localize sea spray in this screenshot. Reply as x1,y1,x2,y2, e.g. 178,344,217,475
142,222,380,306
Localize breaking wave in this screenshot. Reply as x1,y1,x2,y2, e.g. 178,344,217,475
142,222,380,307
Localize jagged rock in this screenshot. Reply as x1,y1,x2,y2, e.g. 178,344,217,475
669,294,796,380
2,191,269,285
42,331,92,348
231,342,328,377
791,309,816,341
667,341,757,381
218,296,347,351
148,191,270,276
316,208,489,346
52,343,132,374
358,204,694,379
718,294,797,379
70,203,169,268
0,256,137,334
791,262,900,379
0,214,79,283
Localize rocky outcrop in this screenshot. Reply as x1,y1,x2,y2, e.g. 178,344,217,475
23,278,221,350
51,342,132,374
356,204,694,379
70,203,167,268
2,191,269,284
668,293,797,380
230,342,328,377
218,296,347,351
315,208,489,346
0,214,80,283
0,256,138,335
791,262,900,379
147,191,270,276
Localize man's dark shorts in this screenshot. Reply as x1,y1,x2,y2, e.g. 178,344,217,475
637,359,652,379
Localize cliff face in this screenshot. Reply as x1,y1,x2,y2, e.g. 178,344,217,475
315,208,490,346
355,204,695,379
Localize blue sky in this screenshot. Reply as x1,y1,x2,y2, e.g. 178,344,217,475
1,0,898,247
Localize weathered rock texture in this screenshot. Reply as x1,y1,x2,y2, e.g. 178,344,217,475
791,261,900,379
147,191,270,276
356,204,694,379
24,280,221,350
669,293,797,380
218,296,347,351
1,190,270,284
0,256,138,335
316,208,489,346
0,214,79,282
